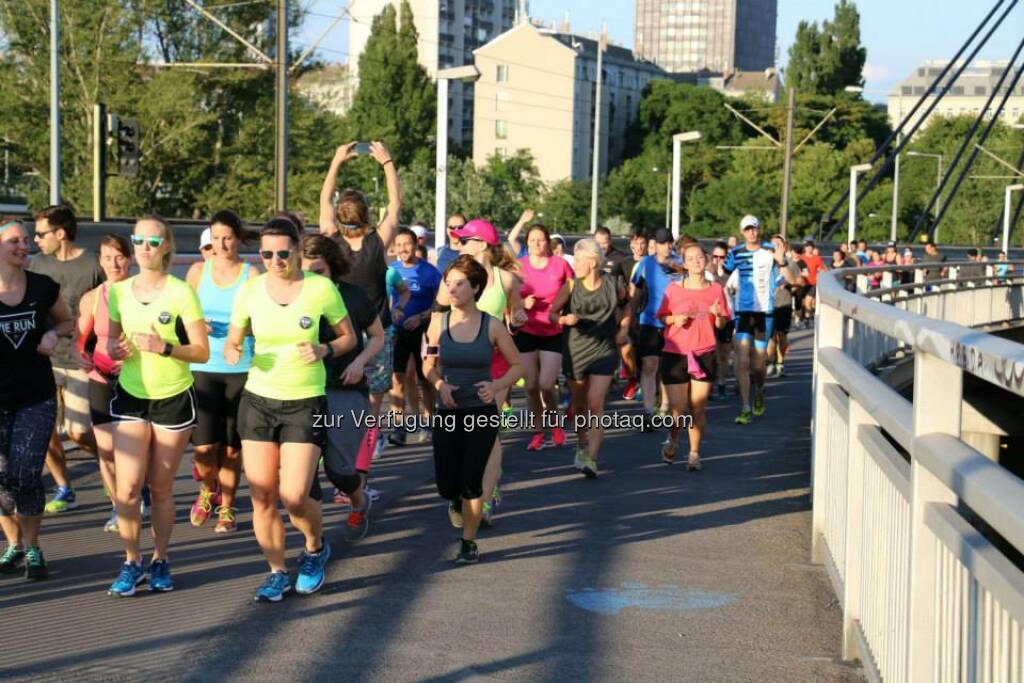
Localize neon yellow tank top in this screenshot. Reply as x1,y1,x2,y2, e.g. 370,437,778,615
477,265,507,319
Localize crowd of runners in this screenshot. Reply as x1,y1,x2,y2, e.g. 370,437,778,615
1,141,831,600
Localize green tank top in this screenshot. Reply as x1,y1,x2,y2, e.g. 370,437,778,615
477,265,507,319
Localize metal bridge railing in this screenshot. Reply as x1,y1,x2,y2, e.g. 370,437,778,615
812,260,1024,682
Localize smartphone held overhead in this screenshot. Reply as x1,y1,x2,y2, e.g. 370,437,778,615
354,142,372,155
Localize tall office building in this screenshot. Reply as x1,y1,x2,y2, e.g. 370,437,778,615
634,0,777,74
348,0,521,147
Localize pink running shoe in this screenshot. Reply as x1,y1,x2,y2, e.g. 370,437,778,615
190,487,216,527
526,432,546,451
551,427,567,447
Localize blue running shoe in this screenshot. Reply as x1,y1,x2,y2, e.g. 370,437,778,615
149,559,173,592
295,541,331,595
108,561,145,597
44,486,77,514
254,571,292,603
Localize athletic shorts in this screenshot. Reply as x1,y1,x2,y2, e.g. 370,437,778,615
237,390,327,449
734,312,775,350
804,285,816,302
635,324,665,358
393,325,427,379
109,384,198,432
660,350,716,385
715,319,735,345
88,377,116,427
773,306,793,334
192,371,247,449
324,389,370,494
514,331,563,354
564,353,617,381
433,404,499,502
365,326,395,395
53,366,92,434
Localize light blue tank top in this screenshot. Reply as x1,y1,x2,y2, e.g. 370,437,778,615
192,259,253,374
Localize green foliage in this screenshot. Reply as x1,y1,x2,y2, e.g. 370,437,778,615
536,180,593,233
784,1,866,95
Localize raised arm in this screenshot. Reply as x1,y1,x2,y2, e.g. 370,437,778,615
371,141,402,248
506,208,534,258
319,142,358,233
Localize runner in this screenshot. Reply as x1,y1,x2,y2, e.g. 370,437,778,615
105,216,210,596
226,218,356,602
722,215,794,425
432,213,467,273
0,218,74,580
185,210,259,534
74,234,132,532
388,228,441,444
798,241,826,326
516,224,574,451
620,227,649,401
423,255,522,564
657,243,731,470
505,208,538,259
301,234,384,541
629,228,679,425
548,239,626,478
28,205,103,514
708,241,734,400
766,235,803,378
319,141,401,473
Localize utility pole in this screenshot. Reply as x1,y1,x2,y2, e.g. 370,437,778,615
50,0,60,205
589,23,605,233
890,141,901,242
92,104,106,222
274,0,288,212
779,87,795,240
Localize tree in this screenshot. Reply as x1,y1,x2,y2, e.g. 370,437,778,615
785,21,824,95
784,1,866,95
537,180,592,233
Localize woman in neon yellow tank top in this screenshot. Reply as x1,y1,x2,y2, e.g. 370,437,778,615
226,218,357,603
435,219,525,528
105,216,210,596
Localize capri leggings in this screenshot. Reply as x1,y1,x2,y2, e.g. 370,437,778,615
0,397,58,517
433,405,499,501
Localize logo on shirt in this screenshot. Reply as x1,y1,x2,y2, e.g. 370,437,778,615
0,311,37,349
158,311,172,325
299,316,313,329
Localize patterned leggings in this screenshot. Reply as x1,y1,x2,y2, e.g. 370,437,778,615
0,398,57,517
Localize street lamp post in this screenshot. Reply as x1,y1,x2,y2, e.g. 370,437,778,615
906,150,944,240
434,65,479,254
671,131,702,240
849,163,873,245
653,166,669,229
1003,183,1024,252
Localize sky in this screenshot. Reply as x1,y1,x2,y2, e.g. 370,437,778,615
297,1,1023,103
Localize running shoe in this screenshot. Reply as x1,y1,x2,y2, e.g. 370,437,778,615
777,364,787,377
388,429,407,447
490,480,503,508
373,434,386,459
573,444,586,471
108,561,145,597
346,497,372,542
480,501,494,528
0,545,24,574
103,508,119,533
515,377,526,388
455,539,479,565
735,409,753,425
526,432,546,451
149,559,173,592
44,486,76,514
419,426,433,444
190,486,216,527
448,501,464,529
254,571,292,603
551,427,566,447
213,506,237,534
24,546,46,580
332,489,352,507
580,457,598,479
211,484,223,508
295,540,331,595
501,404,515,431
622,379,639,401
687,453,703,471
752,388,766,417
661,438,678,464
765,364,776,378
363,485,381,501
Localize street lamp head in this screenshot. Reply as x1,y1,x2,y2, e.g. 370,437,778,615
673,131,702,143
437,65,480,82
1011,123,1024,130
844,85,864,93
1009,184,1024,191
851,163,873,173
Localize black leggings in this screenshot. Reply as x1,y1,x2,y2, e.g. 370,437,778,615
0,397,57,517
433,405,499,501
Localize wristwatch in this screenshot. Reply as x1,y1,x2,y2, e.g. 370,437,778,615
160,342,173,357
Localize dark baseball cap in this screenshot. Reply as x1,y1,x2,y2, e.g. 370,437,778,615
653,228,673,244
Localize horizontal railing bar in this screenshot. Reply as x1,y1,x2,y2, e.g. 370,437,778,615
831,260,1024,278
819,347,913,449
924,502,1024,621
859,424,911,500
864,277,1024,299
916,433,1024,554
824,381,850,419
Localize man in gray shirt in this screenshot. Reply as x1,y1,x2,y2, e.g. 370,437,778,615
28,205,104,513
921,241,947,284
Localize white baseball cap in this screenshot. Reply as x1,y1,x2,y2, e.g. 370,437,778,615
740,214,760,230
410,225,428,240
199,227,213,251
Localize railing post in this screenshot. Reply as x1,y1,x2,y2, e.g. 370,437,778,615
811,302,844,563
841,400,871,660
907,351,962,682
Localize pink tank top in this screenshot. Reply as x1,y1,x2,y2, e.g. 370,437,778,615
88,283,119,382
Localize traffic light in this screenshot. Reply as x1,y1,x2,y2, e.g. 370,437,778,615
116,118,140,178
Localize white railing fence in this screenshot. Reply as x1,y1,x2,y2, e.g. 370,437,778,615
812,261,1024,682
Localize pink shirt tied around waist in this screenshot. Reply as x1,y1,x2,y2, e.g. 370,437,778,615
518,254,575,337
657,281,731,380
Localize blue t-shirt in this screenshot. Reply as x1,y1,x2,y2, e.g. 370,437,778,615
631,254,681,328
723,243,784,313
389,259,441,321
435,245,460,274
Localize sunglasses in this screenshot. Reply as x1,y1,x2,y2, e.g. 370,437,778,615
201,245,214,251
459,237,483,246
260,249,292,260
131,235,165,248
712,254,725,259
447,224,466,230
34,229,55,238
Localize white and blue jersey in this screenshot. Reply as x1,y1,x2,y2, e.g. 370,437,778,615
723,243,784,314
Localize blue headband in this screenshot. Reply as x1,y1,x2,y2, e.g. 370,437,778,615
0,221,21,233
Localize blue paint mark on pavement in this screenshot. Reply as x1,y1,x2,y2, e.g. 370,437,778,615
565,583,736,615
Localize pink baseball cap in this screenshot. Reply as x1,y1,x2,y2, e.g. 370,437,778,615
452,218,499,246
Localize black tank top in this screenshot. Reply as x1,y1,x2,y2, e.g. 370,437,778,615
335,230,391,327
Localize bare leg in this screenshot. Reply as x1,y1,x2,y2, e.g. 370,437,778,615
640,355,659,413
520,351,542,430
192,443,221,492
538,351,562,432
15,515,41,548
218,446,243,509
665,384,689,447
93,424,118,501
147,427,192,560
734,341,752,410
686,380,712,454
112,421,153,563
0,516,21,546
69,430,97,457
278,443,323,553
585,375,613,460
44,428,69,489
242,440,286,572
568,379,589,448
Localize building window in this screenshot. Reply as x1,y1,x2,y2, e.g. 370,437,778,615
495,120,508,139
497,64,509,82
